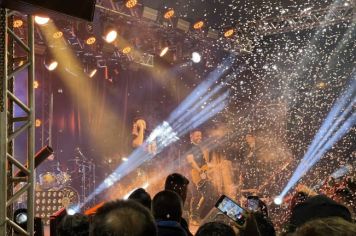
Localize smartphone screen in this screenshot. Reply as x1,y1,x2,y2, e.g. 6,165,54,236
247,196,259,212
215,195,246,226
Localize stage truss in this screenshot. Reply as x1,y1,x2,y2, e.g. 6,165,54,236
0,9,36,236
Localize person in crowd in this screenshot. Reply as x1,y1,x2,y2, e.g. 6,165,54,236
152,190,187,236
288,194,352,233
58,213,89,236
195,222,236,236
90,200,157,236
128,187,152,210
164,173,192,236
292,217,356,236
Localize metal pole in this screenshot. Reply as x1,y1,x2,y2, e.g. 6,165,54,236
27,14,35,236
0,8,8,236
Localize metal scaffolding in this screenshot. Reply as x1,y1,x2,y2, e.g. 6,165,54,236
0,9,36,236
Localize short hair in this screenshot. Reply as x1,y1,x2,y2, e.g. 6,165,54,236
195,222,235,236
293,217,356,236
152,190,183,222
58,213,89,236
90,200,157,236
128,188,152,210
164,173,189,203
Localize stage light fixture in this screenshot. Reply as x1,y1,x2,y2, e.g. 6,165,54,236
125,0,137,8
164,9,175,19
35,118,41,127
89,69,97,78
274,196,283,205
45,60,58,71
104,30,118,43
191,52,201,63
52,31,63,39
193,21,204,30
13,19,23,28
160,46,169,57
34,16,50,25
122,46,132,54
224,29,234,37
86,36,96,45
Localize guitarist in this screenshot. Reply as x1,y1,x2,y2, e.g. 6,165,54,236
186,129,214,222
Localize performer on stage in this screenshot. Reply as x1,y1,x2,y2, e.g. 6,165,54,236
132,117,156,154
186,129,216,222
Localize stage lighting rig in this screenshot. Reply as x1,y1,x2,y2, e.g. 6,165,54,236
34,16,50,25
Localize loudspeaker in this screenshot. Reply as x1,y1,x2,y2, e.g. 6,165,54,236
0,0,96,21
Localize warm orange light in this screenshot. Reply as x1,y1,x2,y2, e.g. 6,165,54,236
317,82,326,89
126,0,137,8
13,19,23,28
122,46,132,54
193,21,204,29
224,29,234,37
53,31,63,39
164,9,175,19
86,36,96,45
35,119,42,127
34,81,39,89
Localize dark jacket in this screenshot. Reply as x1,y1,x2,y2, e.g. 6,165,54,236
156,220,188,236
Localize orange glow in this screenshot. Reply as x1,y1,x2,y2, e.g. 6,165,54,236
193,21,204,29
34,80,39,89
53,31,63,39
122,46,132,54
13,19,23,28
125,0,137,8
86,36,96,45
164,9,175,19
224,29,234,37
35,119,42,127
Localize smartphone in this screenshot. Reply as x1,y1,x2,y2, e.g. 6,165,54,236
215,195,247,226
247,196,260,212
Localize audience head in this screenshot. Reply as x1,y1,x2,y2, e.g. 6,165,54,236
128,188,151,209
195,222,235,236
152,190,183,222
293,217,356,236
90,200,157,236
58,213,89,236
289,194,352,229
164,173,189,204
253,212,276,236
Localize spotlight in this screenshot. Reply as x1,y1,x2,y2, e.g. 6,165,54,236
191,52,201,63
15,212,27,224
125,0,137,8
89,69,97,78
193,21,204,30
86,36,96,45
122,46,132,54
224,29,234,38
66,207,76,216
35,119,42,127
122,157,128,162
34,16,50,25
164,9,175,19
45,60,58,71
13,19,23,28
104,30,118,43
274,196,283,205
160,46,169,57
52,31,63,39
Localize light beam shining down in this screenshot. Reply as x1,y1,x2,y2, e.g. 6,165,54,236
277,77,356,201
78,56,239,209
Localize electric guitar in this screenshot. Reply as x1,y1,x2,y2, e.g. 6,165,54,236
191,164,211,186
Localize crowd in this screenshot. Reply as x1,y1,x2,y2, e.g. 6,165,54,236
57,173,356,236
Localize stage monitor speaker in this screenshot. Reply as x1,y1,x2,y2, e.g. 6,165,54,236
0,0,96,22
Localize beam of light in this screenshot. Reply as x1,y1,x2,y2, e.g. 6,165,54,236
278,78,356,199
160,47,169,57
78,57,238,209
